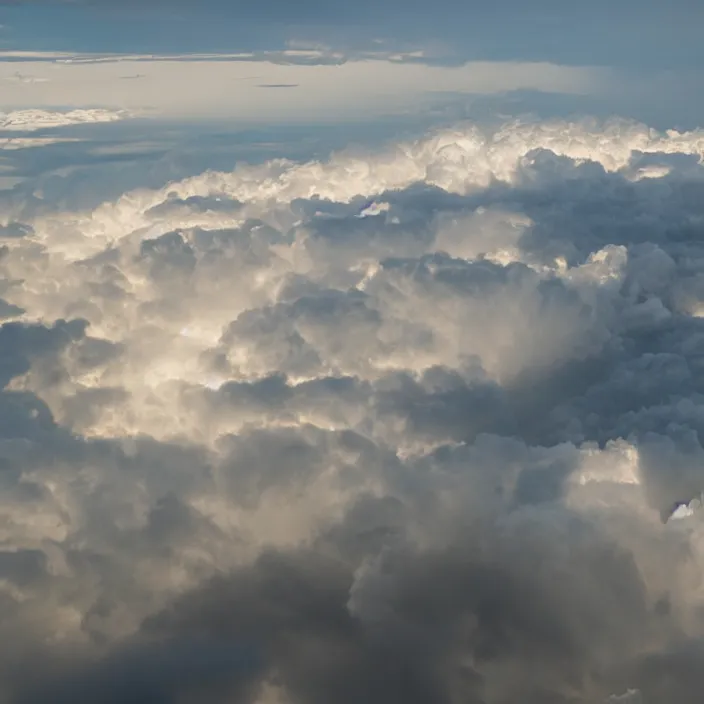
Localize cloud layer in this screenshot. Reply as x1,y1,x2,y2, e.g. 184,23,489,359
0,108,133,154
0,52,607,121
1,117,704,702
0,108,130,131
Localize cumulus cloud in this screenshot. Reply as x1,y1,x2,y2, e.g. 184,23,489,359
1,116,704,702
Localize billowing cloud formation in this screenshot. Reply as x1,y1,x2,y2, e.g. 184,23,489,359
1,117,704,703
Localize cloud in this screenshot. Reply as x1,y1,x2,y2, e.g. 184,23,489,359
2,47,702,130
1,116,704,702
0,136,80,150
2,0,701,94
0,108,132,131
0,51,609,121
0,108,135,153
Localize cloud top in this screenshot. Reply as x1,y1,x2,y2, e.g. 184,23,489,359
0,117,704,702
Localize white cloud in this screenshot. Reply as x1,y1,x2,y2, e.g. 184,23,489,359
2,115,704,702
0,136,80,150
0,108,135,153
607,690,643,703
0,108,132,131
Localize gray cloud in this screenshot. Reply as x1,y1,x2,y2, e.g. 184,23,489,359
2,0,701,80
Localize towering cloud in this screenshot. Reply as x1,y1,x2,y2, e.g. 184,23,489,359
0,117,703,702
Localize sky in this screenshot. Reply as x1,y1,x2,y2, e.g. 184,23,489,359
0,2,704,704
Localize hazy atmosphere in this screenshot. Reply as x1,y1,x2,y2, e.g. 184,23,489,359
0,1,703,702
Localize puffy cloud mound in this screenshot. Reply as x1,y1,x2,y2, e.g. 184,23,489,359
2,117,704,703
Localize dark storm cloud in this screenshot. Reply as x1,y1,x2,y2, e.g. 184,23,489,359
14,638,261,704
25,496,655,704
